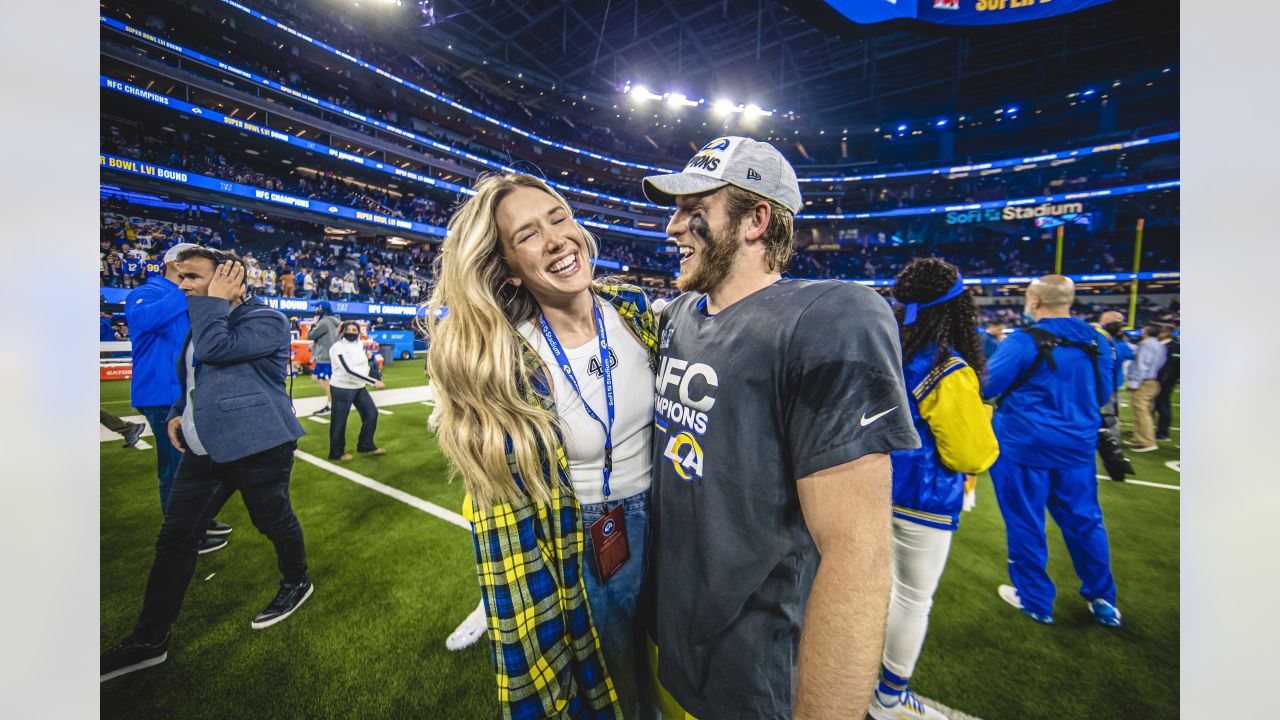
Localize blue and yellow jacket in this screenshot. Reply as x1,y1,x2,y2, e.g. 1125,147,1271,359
891,345,1000,531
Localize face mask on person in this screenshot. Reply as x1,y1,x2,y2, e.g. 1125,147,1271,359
1103,322,1124,337
343,333,359,342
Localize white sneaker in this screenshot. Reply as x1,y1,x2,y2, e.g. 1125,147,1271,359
869,689,949,720
445,601,487,651
1130,445,1159,453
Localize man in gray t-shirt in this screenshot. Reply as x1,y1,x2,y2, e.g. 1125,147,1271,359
642,137,919,719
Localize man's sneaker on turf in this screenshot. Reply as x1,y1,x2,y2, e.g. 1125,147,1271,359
121,422,146,449
314,405,331,416
197,536,228,555
1089,598,1124,628
1156,434,1171,441
446,601,488,651
101,633,169,682
1130,444,1159,453
997,584,1054,624
869,689,949,720
251,580,314,630
206,520,233,536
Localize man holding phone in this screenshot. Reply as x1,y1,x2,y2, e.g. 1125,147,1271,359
101,248,312,682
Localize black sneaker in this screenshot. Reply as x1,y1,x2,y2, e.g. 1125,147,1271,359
122,422,145,449
101,633,169,682
206,520,233,536
251,580,314,630
197,536,228,555
314,405,331,416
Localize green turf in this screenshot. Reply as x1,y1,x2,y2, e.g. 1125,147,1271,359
102,378,1179,719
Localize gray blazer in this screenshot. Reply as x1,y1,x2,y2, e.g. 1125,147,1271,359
167,296,305,463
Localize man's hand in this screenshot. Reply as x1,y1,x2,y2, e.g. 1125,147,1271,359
208,260,246,302
374,379,386,389
167,416,186,452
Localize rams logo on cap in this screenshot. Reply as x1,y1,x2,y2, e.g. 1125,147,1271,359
700,138,732,153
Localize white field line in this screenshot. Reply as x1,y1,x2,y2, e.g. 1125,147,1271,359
294,446,988,720
101,389,434,443
1165,461,1181,473
918,695,986,720
1098,474,1180,491
292,450,468,530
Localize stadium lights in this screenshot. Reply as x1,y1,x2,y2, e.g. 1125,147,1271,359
897,124,907,131
936,119,948,127
667,93,697,108
711,99,740,116
744,104,773,118
630,85,662,102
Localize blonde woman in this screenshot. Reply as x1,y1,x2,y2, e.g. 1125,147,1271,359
426,174,657,719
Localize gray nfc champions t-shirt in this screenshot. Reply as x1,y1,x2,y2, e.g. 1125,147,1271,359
650,279,919,719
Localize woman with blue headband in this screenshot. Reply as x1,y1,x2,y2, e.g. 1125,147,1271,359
869,258,1000,720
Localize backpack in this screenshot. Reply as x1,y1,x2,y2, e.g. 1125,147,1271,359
995,326,1104,407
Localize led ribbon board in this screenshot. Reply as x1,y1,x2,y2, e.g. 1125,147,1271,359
104,15,1177,192
814,0,1113,26
100,16,668,211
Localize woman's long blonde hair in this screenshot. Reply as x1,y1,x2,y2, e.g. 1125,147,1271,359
423,173,600,509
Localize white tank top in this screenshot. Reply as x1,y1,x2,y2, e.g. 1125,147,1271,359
517,301,654,505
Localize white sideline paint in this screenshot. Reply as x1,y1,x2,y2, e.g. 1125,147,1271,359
916,696,985,720
307,416,330,424
293,450,469,530
377,409,394,415
99,385,435,443
1165,461,1181,473
292,428,989,719
1098,475,1180,491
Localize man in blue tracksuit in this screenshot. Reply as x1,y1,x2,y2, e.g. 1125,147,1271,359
983,275,1122,627
125,243,231,550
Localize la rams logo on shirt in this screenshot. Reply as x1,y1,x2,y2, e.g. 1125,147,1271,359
662,430,704,481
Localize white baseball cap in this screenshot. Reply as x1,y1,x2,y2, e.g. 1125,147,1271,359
162,243,202,264
642,136,803,215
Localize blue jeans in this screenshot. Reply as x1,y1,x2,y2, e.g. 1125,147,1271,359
136,406,183,514
580,490,653,719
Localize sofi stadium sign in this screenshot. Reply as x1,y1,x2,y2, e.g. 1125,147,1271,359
946,202,1085,224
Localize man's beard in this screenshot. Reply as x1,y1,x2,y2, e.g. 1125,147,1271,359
676,215,739,294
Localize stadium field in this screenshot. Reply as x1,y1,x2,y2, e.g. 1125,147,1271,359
100,365,1178,719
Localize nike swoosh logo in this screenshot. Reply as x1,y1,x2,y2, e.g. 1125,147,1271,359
860,406,899,427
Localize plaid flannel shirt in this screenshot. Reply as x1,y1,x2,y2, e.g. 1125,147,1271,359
470,283,658,720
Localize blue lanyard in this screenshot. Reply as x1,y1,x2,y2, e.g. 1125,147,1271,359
537,301,616,499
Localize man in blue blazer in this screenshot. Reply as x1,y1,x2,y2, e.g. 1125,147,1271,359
102,248,312,682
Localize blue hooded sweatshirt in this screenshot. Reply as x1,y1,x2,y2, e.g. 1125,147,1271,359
124,275,190,408
983,317,1115,469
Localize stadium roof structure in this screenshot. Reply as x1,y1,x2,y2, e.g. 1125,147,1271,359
383,0,1175,132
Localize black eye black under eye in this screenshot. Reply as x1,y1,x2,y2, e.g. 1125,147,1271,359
689,214,712,242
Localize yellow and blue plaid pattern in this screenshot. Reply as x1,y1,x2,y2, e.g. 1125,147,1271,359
469,283,658,720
